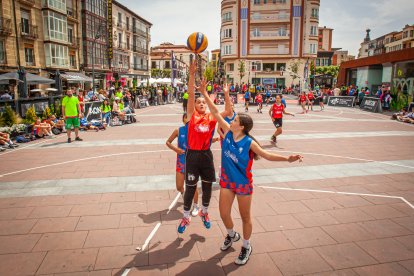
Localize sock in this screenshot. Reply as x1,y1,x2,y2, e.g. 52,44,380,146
242,239,250,249
202,205,208,214
227,229,235,237
8,141,14,145
193,203,198,209
183,210,190,218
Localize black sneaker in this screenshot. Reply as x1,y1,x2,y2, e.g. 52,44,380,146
75,137,83,141
235,246,252,265
220,232,241,251
270,135,276,142
67,138,71,143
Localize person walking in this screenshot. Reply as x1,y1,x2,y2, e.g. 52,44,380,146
62,89,83,143
269,94,295,144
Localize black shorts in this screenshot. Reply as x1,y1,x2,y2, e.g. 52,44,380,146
183,99,188,107
273,118,283,128
185,149,216,185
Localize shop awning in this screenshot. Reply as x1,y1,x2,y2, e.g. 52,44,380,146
0,72,54,84
61,72,92,83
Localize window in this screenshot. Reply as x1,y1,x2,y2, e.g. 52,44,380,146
316,59,320,66
411,30,414,37
222,12,232,22
44,43,68,67
228,63,234,71
118,33,122,47
276,63,285,71
21,10,30,34
67,26,74,44
263,63,275,71
310,26,317,36
165,61,170,69
251,61,261,71
126,36,130,49
43,10,68,42
0,41,5,63
253,0,260,4
223,28,232,38
222,45,232,55
310,44,317,54
279,27,287,36
45,0,66,12
118,12,122,24
311,8,319,18
69,53,76,68
264,0,267,3
126,17,129,30
151,61,156,68
25,47,35,66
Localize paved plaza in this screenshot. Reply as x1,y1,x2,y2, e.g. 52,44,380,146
0,100,414,276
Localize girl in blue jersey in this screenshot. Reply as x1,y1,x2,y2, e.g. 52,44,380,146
166,113,199,216
200,87,303,266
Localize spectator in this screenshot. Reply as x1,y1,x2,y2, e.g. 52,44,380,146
157,87,163,105
62,89,83,143
80,117,99,132
0,131,18,150
101,98,111,126
33,118,54,139
0,91,12,100
77,89,85,113
112,97,125,121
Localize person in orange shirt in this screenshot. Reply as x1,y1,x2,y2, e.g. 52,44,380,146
255,93,263,113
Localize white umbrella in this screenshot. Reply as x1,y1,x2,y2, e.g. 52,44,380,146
174,79,183,85
161,78,171,84
30,89,43,92
46,88,58,91
155,78,163,84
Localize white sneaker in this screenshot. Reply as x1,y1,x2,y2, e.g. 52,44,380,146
191,205,199,217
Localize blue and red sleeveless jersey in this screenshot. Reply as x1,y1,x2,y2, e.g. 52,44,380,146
187,111,217,150
176,124,188,172
220,131,254,195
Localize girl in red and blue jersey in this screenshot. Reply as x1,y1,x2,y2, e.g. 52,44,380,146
166,113,199,217
177,61,232,234
200,87,303,266
269,94,295,144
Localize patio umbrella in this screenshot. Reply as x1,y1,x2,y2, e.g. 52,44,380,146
25,73,54,85
0,72,20,82
30,89,43,92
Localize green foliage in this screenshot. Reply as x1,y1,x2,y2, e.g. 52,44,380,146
238,60,246,82
288,60,302,80
0,113,4,127
1,105,18,127
390,87,408,111
42,106,52,120
315,66,340,78
204,66,214,81
151,68,172,78
23,105,37,124
54,101,62,118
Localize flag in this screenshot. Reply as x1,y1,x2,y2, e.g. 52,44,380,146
171,51,177,87
304,59,309,80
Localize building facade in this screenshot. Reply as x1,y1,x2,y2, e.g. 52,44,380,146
150,42,209,83
112,0,151,88
220,0,320,88
358,25,414,59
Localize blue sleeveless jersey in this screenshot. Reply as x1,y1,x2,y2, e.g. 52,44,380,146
176,124,188,173
224,112,236,124
220,131,254,195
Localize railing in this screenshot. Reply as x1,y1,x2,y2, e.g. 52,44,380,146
26,59,36,67
222,18,232,23
134,28,147,37
116,21,124,29
20,23,38,39
68,38,80,48
133,46,148,54
0,17,12,36
250,48,289,55
67,7,77,20
251,14,290,21
117,42,127,50
133,64,148,71
250,31,289,38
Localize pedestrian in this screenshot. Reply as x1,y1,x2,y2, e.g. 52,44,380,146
182,90,189,113
255,93,263,113
62,89,83,143
265,86,271,106
317,90,325,111
269,94,294,144
299,91,308,114
244,90,251,112
166,113,200,217
200,86,303,265
307,90,315,111
177,61,231,234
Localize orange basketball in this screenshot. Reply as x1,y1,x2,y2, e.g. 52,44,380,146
186,32,208,54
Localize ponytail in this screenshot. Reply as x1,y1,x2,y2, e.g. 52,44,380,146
245,131,260,160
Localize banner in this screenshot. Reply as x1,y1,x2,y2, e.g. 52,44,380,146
84,101,102,121
107,0,113,61
360,97,382,113
327,96,355,107
237,93,281,105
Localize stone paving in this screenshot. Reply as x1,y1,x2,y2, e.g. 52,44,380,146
0,99,413,276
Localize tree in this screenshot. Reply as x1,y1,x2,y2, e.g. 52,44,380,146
42,107,52,120
238,60,246,82
204,65,214,82
316,66,339,78
23,105,37,124
288,59,301,83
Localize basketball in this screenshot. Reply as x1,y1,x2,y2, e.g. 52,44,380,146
186,32,208,54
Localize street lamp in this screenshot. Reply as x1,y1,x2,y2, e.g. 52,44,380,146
92,23,105,92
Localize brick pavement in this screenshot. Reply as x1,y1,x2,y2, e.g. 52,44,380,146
0,101,413,275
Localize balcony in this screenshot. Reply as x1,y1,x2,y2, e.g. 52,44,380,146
133,46,148,55
19,0,35,7
222,18,232,23
133,27,148,37
68,38,80,48
20,23,38,40
67,7,78,21
250,47,289,55
116,42,127,50
116,21,125,30
133,64,148,71
26,59,36,67
0,17,12,36
250,13,290,24
250,31,289,40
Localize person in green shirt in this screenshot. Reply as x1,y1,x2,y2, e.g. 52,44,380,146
62,89,82,143
100,98,112,126
182,90,189,113
115,87,123,100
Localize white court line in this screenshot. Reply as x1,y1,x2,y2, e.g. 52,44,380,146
259,185,414,209
136,222,161,252
121,268,131,276
167,192,181,215
254,128,332,133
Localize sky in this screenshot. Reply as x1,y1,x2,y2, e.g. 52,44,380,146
118,0,414,57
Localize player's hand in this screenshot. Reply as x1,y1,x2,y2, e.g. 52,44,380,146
197,78,208,95
177,148,185,155
291,113,295,117
223,83,230,94
288,155,303,163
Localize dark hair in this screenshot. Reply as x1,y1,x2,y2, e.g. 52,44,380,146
238,113,260,160
182,113,187,121
276,94,281,99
